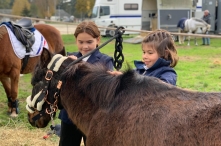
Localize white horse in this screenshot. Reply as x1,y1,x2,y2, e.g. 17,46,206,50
177,17,211,46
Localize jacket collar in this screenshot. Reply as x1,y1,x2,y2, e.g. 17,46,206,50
134,58,171,70
75,50,101,63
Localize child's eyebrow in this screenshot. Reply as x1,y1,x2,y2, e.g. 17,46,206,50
78,40,93,41
78,39,93,42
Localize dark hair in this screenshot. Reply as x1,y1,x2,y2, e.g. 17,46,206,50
74,21,100,39
142,29,178,67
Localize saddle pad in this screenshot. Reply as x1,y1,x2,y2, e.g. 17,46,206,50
1,24,49,59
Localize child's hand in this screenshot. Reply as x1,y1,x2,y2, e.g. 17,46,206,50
107,71,123,76
68,55,77,60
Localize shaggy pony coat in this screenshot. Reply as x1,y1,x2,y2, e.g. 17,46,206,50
62,62,221,146
30,49,221,146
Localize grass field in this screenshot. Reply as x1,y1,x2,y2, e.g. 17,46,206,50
0,35,221,145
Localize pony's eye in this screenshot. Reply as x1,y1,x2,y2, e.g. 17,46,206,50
31,78,37,86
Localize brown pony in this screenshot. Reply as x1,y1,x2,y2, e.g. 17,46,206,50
0,23,65,117
28,48,221,146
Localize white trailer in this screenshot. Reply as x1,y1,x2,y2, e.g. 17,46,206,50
196,0,219,33
142,0,197,32
91,0,142,36
196,0,203,11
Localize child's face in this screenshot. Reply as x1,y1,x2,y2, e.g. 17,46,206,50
142,44,159,68
76,32,100,55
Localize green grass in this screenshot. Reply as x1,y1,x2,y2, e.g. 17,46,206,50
62,34,221,91
175,39,221,91
0,35,221,145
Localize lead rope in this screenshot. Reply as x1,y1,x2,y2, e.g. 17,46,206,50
114,26,124,71
43,105,56,139
50,105,55,128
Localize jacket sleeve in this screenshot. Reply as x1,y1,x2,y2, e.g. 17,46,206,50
159,71,177,86
104,57,114,71
67,52,78,56
207,17,211,24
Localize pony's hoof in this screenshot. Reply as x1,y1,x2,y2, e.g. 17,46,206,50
7,107,19,117
10,109,18,117
10,113,18,118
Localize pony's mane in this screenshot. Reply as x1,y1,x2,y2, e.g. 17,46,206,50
63,62,174,110
192,17,208,25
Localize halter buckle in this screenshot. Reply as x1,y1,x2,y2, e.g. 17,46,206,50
45,70,53,80
46,106,56,114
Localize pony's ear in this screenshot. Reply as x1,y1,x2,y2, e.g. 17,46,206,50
58,46,66,56
40,48,52,68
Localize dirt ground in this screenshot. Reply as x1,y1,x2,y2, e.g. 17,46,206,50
47,23,77,35
0,126,85,146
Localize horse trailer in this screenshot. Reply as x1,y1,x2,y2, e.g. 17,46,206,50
196,0,221,34
142,0,198,32
91,0,142,36
143,0,221,34
91,0,199,36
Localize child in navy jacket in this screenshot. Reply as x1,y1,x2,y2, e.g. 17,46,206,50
110,29,178,86
59,21,113,146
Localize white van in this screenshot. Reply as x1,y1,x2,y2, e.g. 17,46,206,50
91,0,142,36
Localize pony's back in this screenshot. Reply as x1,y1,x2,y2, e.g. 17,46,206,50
191,17,208,25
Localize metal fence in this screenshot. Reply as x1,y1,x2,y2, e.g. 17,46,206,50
1,13,221,39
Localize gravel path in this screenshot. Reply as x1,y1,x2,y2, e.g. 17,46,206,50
47,23,77,35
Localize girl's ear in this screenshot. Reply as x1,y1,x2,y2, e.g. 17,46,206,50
164,49,169,60
96,36,101,46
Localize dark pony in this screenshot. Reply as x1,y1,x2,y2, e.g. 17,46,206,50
0,23,65,117
28,48,221,145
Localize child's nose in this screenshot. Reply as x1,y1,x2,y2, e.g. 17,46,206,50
82,43,88,48
143,54,148,58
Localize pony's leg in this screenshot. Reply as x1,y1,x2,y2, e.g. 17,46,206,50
0,77,12,113
2,69,20,117
179,35,182,44
181,35,185,44
8,69,20,117
195,37,198,46
187,32,191,46
179,35,183,44
178,29,182,44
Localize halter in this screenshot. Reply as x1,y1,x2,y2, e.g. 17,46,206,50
26,26,125,122
26,54,67,121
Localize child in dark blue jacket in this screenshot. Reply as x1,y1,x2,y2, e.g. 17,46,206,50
59,21,113,146
110,29,178,85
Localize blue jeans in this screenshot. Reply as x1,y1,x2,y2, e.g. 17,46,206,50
202,32,210,45
202,37,210,45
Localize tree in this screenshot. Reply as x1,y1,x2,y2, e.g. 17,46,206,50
32,0,56,18
0,0,11,9
68,0,77,16
86,0,95,17
9,0,15,8
29,3,38,18
21,5,31,17
59,0,77,16
75,0,95,18
11,0,30,16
